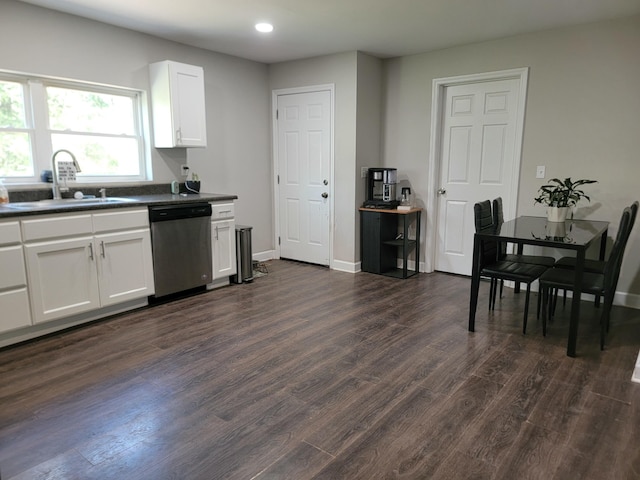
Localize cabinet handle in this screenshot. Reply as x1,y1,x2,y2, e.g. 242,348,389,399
100,241,105,258
215,225,219,240
88,243,94,260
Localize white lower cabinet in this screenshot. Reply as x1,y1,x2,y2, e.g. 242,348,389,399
0,221,32,333
96,229,154,306
212,219,236,280
25,236,101,324
23,209,155,324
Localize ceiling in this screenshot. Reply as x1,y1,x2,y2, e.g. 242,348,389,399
20,0,640,64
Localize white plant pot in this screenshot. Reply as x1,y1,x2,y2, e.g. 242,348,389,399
546,221,567,238
547,206,569,223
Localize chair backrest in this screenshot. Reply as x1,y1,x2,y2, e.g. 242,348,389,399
604,207,632,292
628,201,638,233
473,200,497,267
474,200,493,231
609,201,638,294
492,197,507,258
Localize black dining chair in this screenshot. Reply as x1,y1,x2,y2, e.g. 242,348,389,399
553,201,638,273
474,200,548,333
539,206,633,349
492,197,556,303
551,201,638,306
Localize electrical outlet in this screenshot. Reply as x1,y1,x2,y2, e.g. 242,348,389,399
361,167,368,178
536,165,545,179
181,164,190,177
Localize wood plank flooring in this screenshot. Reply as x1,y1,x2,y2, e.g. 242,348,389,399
1,259,639,479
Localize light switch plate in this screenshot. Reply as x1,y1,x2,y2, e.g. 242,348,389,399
536,166,546,179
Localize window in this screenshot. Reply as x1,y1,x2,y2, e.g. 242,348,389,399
0,72,149,184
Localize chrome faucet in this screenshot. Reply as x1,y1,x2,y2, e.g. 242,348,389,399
51,149,81,200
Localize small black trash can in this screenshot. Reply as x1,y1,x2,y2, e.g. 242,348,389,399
233,225,253,283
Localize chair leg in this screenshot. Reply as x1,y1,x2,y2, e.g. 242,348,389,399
492,279,499,310
548,288,555,323
523,283,532,334
536,287,542,319
601,291,615,350
541,286,548,336
489,279,495,311
499,279,504,299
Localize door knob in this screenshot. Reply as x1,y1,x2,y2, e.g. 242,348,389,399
437,188,446,195
321,192,328,198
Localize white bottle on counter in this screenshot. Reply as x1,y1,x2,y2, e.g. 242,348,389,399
0,179,8,204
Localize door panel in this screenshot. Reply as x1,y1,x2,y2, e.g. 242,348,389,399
436,78,521,275
277,90,331,265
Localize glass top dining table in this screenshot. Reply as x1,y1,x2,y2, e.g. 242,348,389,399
468,215,610,357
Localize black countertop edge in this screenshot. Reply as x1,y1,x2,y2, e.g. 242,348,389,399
0,193,238,219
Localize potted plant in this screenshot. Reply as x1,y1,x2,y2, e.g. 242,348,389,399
534,177,597,222
185,172,201,193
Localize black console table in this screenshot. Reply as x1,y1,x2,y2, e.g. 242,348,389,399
359,207,422,279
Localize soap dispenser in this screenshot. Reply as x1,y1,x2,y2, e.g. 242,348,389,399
0,179,8,204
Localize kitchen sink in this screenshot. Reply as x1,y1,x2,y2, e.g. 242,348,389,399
5,197,138,209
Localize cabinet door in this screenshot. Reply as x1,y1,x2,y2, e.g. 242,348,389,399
150,60,207,148
96,229,155,306
212,220,237,280
170,63,206,147
25,237,100,324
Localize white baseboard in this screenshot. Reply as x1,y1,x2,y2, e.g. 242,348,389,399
253,250,276,262
333,260,359,273
633,350,640,384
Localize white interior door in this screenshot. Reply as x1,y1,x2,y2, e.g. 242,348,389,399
276,90,331,266
435,78,522,275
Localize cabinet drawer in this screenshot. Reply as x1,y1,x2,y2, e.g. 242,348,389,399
0,245,27,289
0,288,31,333
22,214,93,241
93,209,149,233
0,221,21,246
211,203,234,220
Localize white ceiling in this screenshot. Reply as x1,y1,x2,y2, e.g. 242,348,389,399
20,0,640,64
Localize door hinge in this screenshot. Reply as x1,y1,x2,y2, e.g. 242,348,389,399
277,175,280,184
278,236,281,245
276,109,279,120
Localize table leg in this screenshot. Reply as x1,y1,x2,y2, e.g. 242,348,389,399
598,229,608,261
414,212,421,276
469,234,481,332
594,229,608,308
567,248,585,357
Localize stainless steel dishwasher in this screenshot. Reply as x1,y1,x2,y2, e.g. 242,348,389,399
149,203,212,297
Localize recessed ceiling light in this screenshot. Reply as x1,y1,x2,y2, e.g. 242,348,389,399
255,23,274,33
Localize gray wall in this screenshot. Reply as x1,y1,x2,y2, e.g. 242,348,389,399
0,0,273,254
382,15,640,304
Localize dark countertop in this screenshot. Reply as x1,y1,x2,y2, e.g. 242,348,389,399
0,193,238,219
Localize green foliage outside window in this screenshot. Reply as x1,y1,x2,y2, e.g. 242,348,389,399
0,80,33,177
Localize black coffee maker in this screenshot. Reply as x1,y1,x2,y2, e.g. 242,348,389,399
363,168,399,209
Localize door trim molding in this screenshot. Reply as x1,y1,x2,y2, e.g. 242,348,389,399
272,84,335,268
426,67,529,273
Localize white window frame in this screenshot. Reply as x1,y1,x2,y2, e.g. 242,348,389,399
0,70,151,185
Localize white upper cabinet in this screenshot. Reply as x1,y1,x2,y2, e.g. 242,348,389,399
149,60,207,148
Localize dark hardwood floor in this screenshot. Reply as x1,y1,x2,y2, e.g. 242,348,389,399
1,260,639,479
